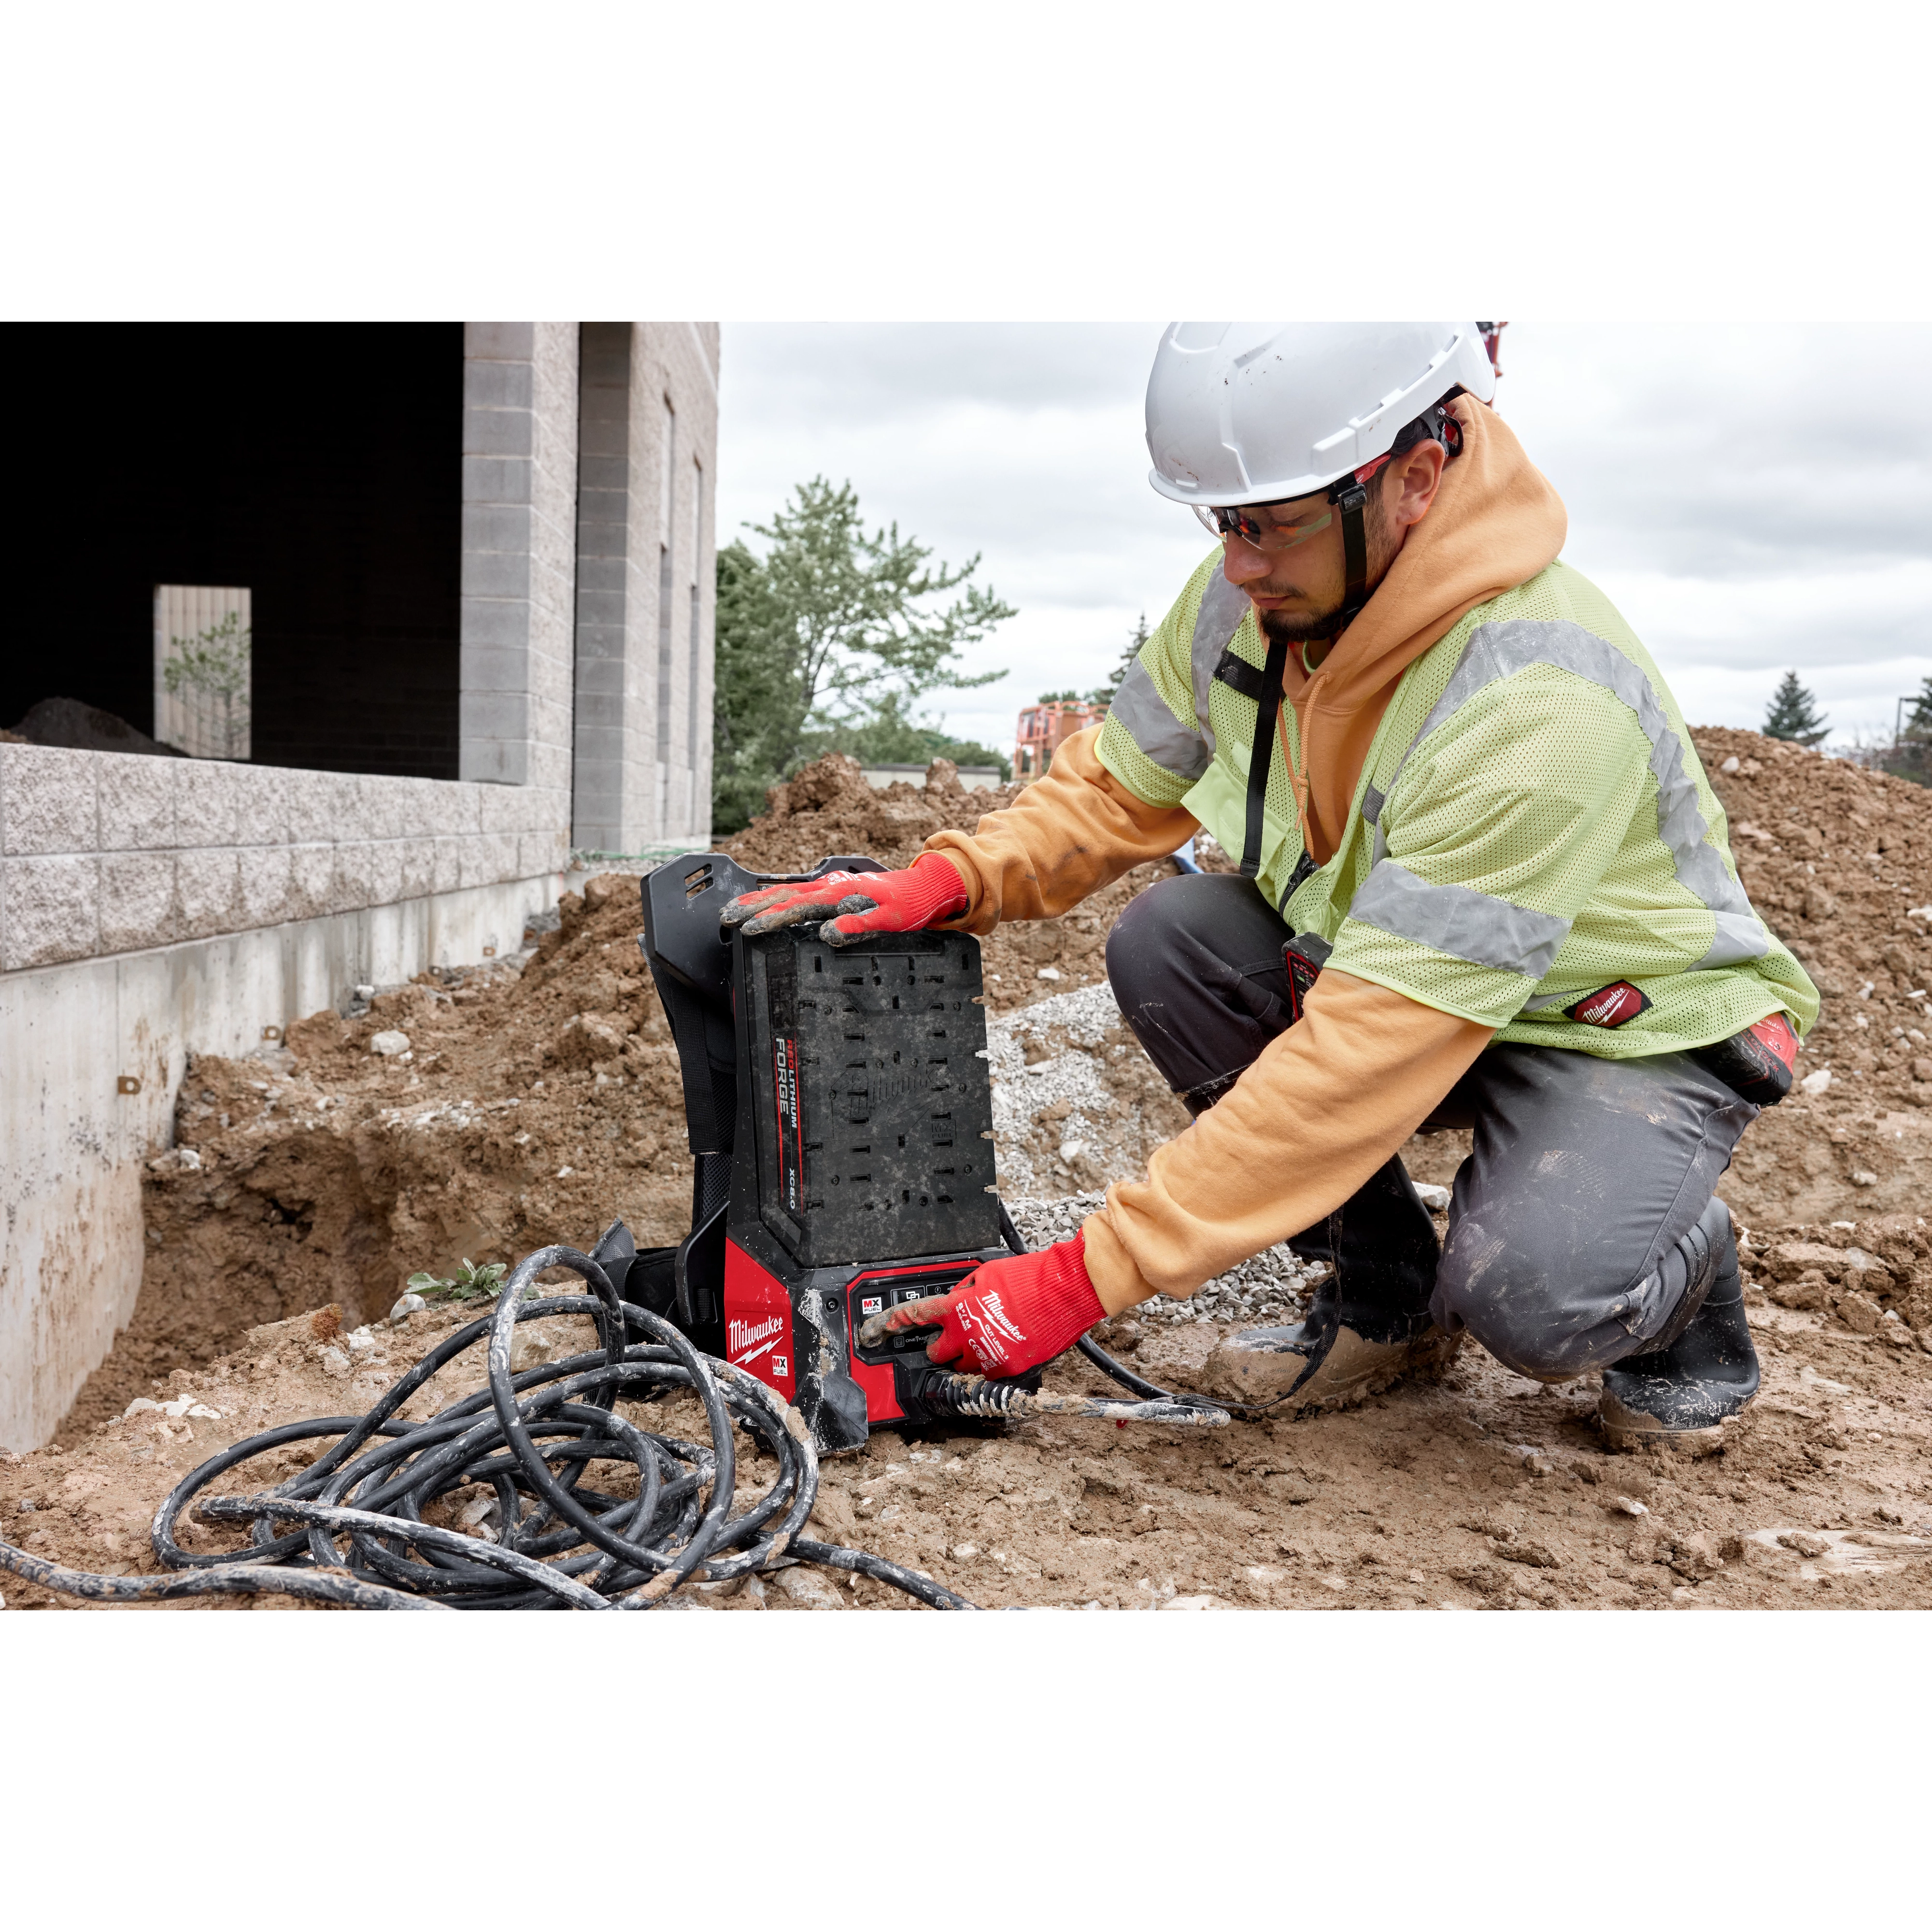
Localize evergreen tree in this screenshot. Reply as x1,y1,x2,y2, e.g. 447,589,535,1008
1763,670,1828,747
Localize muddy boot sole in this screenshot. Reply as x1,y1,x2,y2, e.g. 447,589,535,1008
1202,1322,1460,1415
1598,1385,1755,1457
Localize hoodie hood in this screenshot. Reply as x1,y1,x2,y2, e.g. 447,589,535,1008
1279,396,1568,864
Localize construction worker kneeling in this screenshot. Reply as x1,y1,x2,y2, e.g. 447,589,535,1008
722,322,1814,1454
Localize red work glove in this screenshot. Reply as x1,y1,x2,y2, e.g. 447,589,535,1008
720,852,968,947
874,1235,1105,1378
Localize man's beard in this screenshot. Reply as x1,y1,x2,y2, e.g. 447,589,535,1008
1257,601,1349,648
1252,500,1394,650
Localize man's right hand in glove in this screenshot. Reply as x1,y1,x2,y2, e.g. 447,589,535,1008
719,852,968,947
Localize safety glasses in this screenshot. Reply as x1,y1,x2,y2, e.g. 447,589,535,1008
1192,500,1333,552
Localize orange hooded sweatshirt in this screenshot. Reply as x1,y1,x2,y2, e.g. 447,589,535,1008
925,399,1568,1311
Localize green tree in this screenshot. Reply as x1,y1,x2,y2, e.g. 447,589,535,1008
1763,670,1828,747
163,611,251,759
1880,675,1932,786
711,478,1014,833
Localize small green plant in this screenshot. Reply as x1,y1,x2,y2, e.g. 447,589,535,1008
163,610,252,760
407,1258,510,1304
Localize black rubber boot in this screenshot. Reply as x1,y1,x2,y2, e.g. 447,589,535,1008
1205,1156,1457,1413
1599,1214,1759,1453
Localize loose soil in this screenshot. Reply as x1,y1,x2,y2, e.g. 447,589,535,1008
10,737,1932,1610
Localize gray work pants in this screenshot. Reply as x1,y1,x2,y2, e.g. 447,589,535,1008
1104,872,1757,1378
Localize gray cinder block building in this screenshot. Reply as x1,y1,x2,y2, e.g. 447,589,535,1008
0,322,718,1449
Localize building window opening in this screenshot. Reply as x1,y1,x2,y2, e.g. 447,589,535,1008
154,584,252,760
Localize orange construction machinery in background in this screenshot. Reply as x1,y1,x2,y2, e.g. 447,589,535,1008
1015,699,1103,781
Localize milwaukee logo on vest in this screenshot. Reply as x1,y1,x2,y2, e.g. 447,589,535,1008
1565,981,1653,1029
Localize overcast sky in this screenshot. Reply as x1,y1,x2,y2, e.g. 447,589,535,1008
716,324,1932,761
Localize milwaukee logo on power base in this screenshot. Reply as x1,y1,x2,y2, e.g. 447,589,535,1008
728,1314,785,1361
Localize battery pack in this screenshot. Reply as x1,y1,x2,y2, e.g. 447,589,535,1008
739,927,998,1265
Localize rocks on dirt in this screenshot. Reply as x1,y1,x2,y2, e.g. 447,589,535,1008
769,1566,846,1610
1743,1219,1932,1341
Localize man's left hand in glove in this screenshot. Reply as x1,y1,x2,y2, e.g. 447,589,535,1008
719,852,968,946
864,1234,1105,1379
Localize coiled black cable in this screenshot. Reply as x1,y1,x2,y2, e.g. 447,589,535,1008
0,1244,974,1612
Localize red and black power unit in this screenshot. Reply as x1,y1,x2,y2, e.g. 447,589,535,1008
634,852,1034,1455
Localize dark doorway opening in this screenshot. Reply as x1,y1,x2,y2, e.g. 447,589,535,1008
8,324,463,779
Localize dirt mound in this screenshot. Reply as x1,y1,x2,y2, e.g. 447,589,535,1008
1688,726,1932,1227
722,753,1023,876
59,874,699,1437
9,695,185,756
1695,724,1932,1007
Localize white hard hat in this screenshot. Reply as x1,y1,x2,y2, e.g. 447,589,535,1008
1145,321,1499,509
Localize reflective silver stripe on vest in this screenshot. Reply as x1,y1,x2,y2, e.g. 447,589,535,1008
1349,862,1572,980
1109,659,1211,782
1189,570,1250,754
1520,987,1575,1011
1377,618,1769,972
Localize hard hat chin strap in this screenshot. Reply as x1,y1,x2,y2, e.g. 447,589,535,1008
1330,477,1372,633
1325,395,1464,634
1236,395,1466,881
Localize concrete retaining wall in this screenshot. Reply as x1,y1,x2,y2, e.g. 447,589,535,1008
0,877,554,1450
0,740,568,1449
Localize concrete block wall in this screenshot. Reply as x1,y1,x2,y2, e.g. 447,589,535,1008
569,323,716,853
572,323,653,853
460,323,580,841
2,318,719,1450
641,321,718,848
0,743,567,973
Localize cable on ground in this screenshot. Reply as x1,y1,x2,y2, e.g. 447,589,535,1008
0,1245,975,1613
988,1205,1279,1421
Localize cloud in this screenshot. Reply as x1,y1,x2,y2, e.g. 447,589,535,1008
717,321,1932,756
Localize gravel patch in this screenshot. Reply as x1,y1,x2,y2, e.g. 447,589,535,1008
1007,1191,1324,1328
984,982,1156,1194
